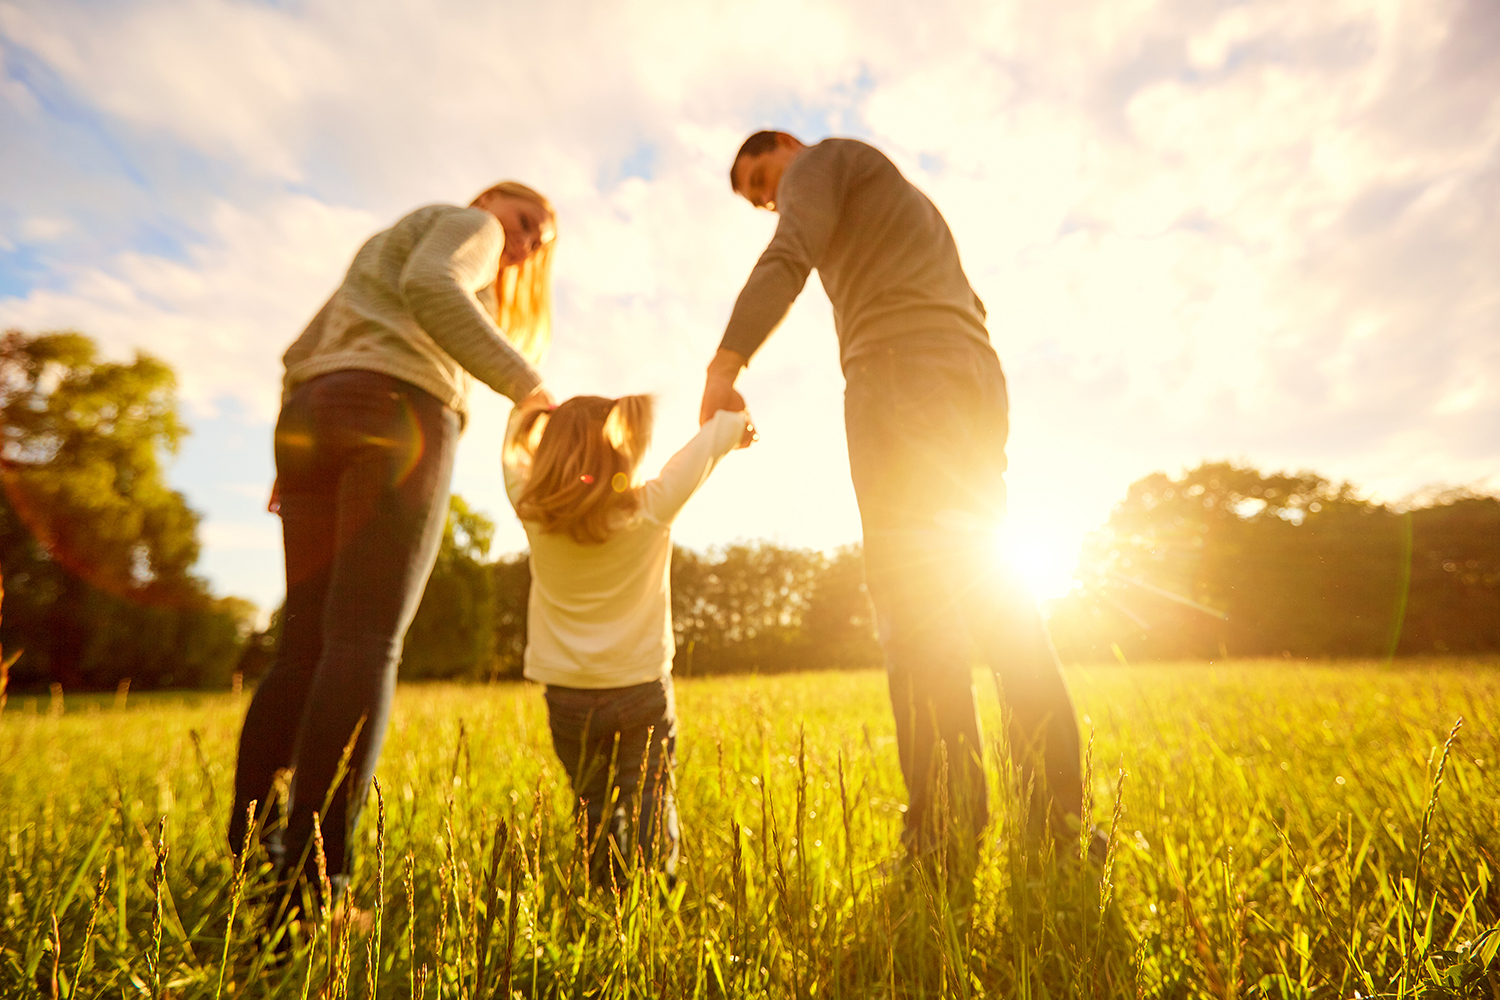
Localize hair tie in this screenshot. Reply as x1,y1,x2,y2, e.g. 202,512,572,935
580,474,595,484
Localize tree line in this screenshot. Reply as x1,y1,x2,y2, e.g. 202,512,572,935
3,330,1497,693
1046,463,1500,663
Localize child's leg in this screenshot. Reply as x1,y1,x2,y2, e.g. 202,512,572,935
547,678,678,888
544,686,626,886
616,677,679,880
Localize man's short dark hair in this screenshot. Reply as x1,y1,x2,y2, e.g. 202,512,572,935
729,130,791,191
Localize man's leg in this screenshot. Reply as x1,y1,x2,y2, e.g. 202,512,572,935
845,350,989,852
961,551,1084,827
951,348,1084,829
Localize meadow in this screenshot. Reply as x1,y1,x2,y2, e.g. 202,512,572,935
1,661,1497,999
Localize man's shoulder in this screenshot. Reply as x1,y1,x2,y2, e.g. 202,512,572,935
809,137,890,162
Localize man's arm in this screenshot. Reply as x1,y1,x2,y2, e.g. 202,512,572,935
717,144,843,354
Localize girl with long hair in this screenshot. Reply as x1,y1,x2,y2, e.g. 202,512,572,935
503,393,753,888
231,180,558,937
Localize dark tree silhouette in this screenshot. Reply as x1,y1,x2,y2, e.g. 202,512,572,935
0,329,251,690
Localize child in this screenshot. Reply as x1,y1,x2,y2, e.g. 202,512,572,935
503,393,752,888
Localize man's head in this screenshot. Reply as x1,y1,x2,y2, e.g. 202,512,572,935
729,131,806,211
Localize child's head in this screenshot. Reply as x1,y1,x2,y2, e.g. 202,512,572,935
511,394,654,544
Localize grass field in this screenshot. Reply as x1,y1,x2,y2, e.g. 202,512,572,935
2,661,1498,998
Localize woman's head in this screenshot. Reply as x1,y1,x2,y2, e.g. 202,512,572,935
511,394,654,544
471,180,556,365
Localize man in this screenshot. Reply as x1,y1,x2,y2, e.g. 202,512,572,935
699,131,1089,855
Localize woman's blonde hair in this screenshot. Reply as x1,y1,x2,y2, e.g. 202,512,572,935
472,180,555,365
510,394,654,544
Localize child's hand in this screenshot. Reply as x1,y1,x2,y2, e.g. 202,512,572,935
737,411,758,449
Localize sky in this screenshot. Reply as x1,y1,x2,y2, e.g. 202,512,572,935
1,0,1496,617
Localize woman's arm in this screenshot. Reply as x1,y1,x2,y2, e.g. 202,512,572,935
399,208,544,402
639,409,751,525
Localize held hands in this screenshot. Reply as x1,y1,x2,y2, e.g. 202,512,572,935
699,348,747,425
700,348,756,449
517,384,556,419
737,411,758,449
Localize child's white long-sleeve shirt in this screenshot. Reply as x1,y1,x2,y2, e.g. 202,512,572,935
502,409,749,689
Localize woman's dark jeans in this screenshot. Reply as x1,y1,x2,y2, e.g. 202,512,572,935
544,677,679,889
844,340,1083,853
230,370,458,909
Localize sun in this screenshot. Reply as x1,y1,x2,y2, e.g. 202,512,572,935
993,522,1079,602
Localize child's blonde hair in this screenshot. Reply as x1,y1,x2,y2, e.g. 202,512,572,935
511,395,654,544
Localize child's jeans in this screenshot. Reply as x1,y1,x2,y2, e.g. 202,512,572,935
544,676,679,888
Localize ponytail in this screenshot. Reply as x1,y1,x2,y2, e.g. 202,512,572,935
515,394,655,544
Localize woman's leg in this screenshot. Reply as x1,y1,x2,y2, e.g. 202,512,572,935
229,392,336,869
248,371,457,907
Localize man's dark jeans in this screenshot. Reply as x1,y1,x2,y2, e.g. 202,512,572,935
545,676,680,889
844,339,1083,852
230,370,458,906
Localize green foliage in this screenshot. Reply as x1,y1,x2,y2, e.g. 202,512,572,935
0,330,251,690
490,551,531,680
1,663,1497,997
1402,490,1500,655
671,542,880,676
400,495,498,681
1050,461,1500,662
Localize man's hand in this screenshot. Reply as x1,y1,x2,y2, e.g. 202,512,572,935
699,348,748,426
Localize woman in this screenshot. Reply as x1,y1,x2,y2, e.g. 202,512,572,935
229,182,556,926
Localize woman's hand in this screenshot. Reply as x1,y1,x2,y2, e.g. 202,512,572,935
517,384,555,417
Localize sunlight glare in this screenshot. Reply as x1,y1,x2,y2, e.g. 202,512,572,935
994,522,1079,602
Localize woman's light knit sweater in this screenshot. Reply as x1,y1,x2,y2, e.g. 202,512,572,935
283,204,543,419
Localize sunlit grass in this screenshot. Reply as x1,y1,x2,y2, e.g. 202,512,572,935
2,661,1498,997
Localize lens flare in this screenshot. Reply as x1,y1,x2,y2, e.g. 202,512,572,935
992,522,1079,602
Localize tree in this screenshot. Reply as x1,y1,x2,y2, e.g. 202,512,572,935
1047,461,1477,662
0,330,249,689
400,494,498,680
490,552,531,680
1400,490,1500,654
799,544,881,670
669,543,823,675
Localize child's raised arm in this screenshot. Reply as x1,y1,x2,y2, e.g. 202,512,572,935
638,409,751,525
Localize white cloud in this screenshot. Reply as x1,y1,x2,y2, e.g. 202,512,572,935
1,0,1496,611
